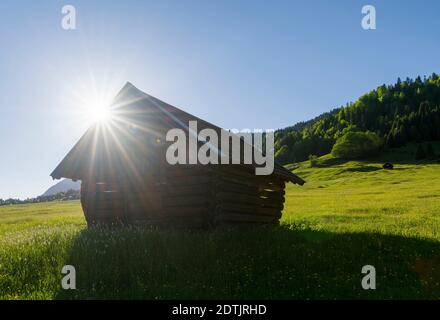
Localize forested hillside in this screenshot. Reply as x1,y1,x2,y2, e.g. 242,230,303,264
275,73,440,164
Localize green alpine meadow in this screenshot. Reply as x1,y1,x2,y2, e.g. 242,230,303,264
1,1,440,305
1,144,439,299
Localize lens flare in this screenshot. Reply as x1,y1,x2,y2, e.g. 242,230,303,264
87,101,111,123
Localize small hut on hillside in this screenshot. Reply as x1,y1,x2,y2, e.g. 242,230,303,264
51,83,305,227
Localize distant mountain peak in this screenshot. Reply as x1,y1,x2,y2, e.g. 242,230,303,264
42,179,80,197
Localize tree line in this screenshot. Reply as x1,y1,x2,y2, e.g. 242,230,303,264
0,189,80,206
275,73,440,164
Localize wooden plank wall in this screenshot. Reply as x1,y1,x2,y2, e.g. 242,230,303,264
212,165,285,227
81,166,216,228
80,165,286,228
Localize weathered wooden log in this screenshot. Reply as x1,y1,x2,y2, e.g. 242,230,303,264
216,192,258,204
164,175,212,186
164,166,212,177
90,208,124,216
216,174,285,192
217,175,261,188
88,204,126,212
80,157,288,227
259,189,285,198
217,190,284,201
258,183,285,192
126,204,161,214
161,206,208,216
162,195,211,207
160,184,213,196
124,210,155,220
214,181,259,195
217,170,273,184
120,182,210,193
218,165,284,183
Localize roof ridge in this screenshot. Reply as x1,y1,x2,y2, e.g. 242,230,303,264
51,82,305,185
117,83,305,185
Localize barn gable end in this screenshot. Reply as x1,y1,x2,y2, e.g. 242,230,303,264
51,82,305,227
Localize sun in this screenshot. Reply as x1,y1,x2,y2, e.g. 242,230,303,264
86,101,112,123
67,81,119,127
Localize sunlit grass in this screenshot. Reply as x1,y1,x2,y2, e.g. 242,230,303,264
0,148,439,299
283,155,440,240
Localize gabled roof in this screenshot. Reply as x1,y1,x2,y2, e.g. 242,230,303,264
51,82,305,185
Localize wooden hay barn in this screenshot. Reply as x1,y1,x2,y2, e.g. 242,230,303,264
51,82,305,228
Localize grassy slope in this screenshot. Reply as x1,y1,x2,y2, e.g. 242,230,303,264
284,154,440,240
0,147,439,299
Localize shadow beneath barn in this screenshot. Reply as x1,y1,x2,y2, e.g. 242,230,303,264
56,224,440,300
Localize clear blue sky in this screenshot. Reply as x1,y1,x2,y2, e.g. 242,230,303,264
1,0,440,199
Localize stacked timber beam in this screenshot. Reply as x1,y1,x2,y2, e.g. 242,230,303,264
212,165,285,227
80,181,125,226
80,166,216,228
80,164,286,228
152,166,215,228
